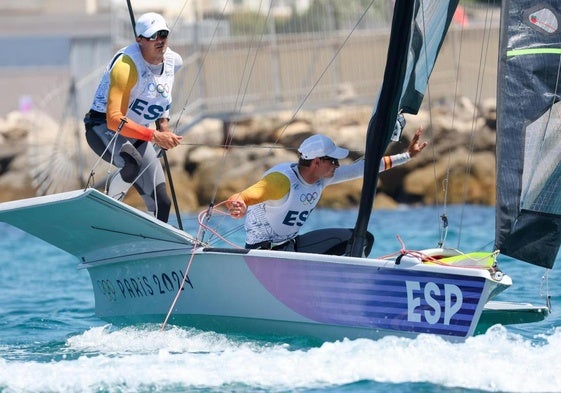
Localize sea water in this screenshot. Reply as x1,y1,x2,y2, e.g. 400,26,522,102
0,205,560,393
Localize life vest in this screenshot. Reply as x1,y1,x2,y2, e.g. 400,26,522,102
91,43,177,126
245,163,325,245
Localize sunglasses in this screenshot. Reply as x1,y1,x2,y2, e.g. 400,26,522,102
320,156,339,166
143,30,169,41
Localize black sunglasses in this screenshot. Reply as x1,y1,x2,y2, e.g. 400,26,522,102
143,30,169,41
320,156,339,166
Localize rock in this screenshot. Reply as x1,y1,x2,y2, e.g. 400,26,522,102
332,124,366,159
274,119,313,146
191,145,298,206
320,178,363,208
403,148,496,205
182,118,224,148
0,97,499,213
480,97,497,129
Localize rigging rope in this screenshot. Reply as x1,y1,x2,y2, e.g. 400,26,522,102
442,7,467,248
457,4,495,250
161,231,202,331
209,0,273,206
415,1,498,251
541,270,552,313
121,0,185,227
190,0,271,244
85,117,127,192
375,234,499,270
194,0,377,242
272,0,376,146
172,0,233,133
416,1,451,249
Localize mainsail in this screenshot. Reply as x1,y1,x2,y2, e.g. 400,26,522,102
495,1,561,269
350,0,460,256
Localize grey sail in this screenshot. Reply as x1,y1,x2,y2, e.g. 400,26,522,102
495,1,561,269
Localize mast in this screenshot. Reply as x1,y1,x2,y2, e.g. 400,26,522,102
348,0,415,257
349,0,460,257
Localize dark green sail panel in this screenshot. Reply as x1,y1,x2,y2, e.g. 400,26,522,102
495,1,561,268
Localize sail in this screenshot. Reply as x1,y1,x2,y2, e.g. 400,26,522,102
350,0,459,256
495,1,561,269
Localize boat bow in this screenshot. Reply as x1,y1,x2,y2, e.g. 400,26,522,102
0,188,196,263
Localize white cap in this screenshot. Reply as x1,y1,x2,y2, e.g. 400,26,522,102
298,134,349,160
136,12,169,38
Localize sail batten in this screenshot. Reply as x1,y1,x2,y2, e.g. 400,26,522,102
495,0,561,268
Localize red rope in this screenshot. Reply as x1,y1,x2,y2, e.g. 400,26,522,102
374,235,495,269
161,201,246,330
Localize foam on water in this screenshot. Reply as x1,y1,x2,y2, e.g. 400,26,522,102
1,324,561,393
1,207,559,393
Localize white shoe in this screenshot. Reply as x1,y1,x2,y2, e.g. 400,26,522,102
107,169,131,201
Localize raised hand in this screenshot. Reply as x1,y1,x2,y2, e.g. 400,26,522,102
408,127,428,157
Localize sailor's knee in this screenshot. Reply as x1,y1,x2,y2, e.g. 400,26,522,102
119,144,142,182
120,163,140,183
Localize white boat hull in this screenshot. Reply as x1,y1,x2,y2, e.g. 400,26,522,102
83,245,510,341
0,188,539,342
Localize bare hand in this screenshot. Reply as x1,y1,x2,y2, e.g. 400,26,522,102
153,130,182,150
408,127,428,157
226,197,247,218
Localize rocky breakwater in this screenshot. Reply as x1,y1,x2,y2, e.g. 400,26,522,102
0,96,496,213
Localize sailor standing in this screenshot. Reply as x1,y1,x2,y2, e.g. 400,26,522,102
84,12,183,222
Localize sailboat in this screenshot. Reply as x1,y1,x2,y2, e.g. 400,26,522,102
0,1,555,341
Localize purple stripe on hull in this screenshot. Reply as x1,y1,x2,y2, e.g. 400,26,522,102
245,256,487,337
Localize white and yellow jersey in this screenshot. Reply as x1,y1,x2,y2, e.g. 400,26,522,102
91,43,182,141
240,154,411,245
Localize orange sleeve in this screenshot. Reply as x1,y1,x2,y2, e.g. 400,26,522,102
106,55,154,141
232,172,291,206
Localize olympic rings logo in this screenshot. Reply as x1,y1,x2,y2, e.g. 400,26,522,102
147,82,170,98
299,192,318,205
97,279,118,302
